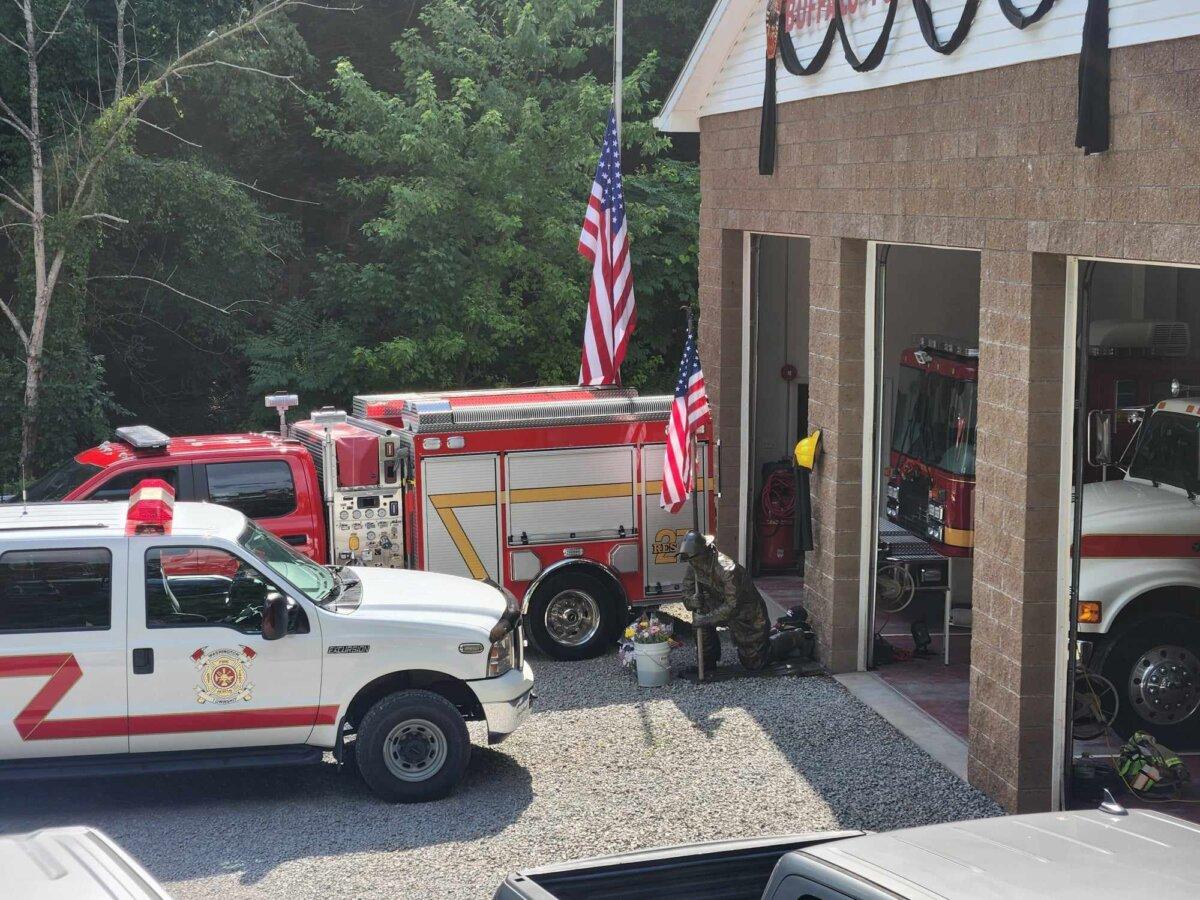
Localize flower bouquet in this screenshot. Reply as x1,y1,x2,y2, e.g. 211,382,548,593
618,613,682,686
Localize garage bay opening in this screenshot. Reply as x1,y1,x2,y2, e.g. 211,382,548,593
864,245,981,740
748,235,810,618
1068,260,1200,817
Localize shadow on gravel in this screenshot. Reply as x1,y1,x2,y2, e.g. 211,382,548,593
0,743,532,885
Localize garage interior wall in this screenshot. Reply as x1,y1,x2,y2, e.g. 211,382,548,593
752,236,810,485
1089,263,1200,343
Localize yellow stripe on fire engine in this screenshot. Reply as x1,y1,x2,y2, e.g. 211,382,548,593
644,477,714,495
508,483,633,504
942,526,974,549
426,483,639,581
428,490,497,581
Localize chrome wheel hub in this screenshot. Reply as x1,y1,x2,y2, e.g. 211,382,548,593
544,589,601,647
1129,645,1200,725
383,718,448,781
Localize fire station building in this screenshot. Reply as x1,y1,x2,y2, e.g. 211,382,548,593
658,0,1200,812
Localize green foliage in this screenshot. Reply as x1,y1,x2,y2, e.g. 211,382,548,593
252,0,699,401
87,155,299,437
1,0,706,474
0,2,313,474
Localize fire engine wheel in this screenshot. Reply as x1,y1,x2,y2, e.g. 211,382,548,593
528,571,622,661
1102,616,1200,746
355,689,471,802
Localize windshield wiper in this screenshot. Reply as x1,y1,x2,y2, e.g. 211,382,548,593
320,568,344,604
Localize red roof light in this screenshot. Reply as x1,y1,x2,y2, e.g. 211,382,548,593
126,479,175,535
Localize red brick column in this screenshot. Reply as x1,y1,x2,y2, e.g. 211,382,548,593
968,251,1066,812
803,237,867,673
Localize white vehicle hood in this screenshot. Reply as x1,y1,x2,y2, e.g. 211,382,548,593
343,565,506,632
1082,478,1200,534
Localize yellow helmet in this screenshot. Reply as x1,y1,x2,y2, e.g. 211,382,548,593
794,429,822,470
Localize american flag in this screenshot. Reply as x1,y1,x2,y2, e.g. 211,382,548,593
661,326,711,513
578,107,636,386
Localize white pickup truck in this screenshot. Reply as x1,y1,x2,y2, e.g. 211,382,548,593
1082,397,1200,743
0,480,533,801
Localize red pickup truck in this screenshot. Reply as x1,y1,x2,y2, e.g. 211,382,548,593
12,426,331,563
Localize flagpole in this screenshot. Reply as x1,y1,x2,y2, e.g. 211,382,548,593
613,0,623,142
686,306,701,535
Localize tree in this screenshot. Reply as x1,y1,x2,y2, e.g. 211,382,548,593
0,0,321,481
249,0,699,404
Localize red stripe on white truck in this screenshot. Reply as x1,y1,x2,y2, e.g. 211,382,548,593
0,653,336,741
1080,534,1200,558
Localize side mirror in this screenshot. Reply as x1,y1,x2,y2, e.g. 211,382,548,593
1088,409,1115,466
262,592,289,641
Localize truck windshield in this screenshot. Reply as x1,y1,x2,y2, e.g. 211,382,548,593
891,365,977,476
239,521,337,602
2,457,101,502
1127,411,1200,495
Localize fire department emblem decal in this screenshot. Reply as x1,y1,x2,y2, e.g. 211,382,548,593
191,645,255,704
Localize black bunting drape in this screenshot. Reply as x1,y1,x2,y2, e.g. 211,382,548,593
779,18,837,76
912,0,980,55
757,0,1107,174
834,0,899,72
1076,0,1110,154
759,54,777,175
999,0,1057,29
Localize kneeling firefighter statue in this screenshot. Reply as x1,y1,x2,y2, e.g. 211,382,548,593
679,531,801,671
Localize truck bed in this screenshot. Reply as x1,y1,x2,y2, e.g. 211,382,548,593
492,832,861,900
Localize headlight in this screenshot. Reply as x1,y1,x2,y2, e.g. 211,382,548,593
488,586,522,642
927,503,944,523
886,484,900,501
927,524,944,542
488,629,516,678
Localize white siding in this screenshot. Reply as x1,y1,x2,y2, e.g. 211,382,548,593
691,0,1200,124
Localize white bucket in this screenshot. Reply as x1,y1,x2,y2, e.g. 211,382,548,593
635,641,672,687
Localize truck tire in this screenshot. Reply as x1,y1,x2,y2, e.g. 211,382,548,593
356,689,471,802
528,570,623,661
1100,615,1200,746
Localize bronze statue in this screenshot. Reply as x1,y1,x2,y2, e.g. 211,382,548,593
679,531,799,672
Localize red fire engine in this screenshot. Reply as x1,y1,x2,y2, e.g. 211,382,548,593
12,386,715,660
885,336,978,558
884,323,1197,556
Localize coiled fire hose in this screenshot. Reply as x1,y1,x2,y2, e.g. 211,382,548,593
761,467,796,522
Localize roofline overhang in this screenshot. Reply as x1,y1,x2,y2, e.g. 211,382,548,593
655,0,753,135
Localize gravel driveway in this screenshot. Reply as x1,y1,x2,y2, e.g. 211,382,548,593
0,635,999,899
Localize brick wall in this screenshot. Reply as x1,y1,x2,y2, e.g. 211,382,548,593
696,36,1200,811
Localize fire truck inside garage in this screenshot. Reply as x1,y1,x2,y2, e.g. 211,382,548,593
864,244,982,741
9,386,715,662
1071,260,1200,752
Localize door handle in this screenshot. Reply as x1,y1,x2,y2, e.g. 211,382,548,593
132,647,154,674
282,534,308,547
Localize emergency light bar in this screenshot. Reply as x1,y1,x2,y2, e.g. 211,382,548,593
311,407,348,427
114,425,170,451
126,479,175,535
916,335,979,359
265,393,300,438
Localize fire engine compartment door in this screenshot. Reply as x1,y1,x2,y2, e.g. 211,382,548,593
505,447,636,544
422,454,500,581
642,442,711,594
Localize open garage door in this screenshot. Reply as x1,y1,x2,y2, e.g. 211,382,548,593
1067,259,1200,814
861,244,981,741
745,234,809,613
